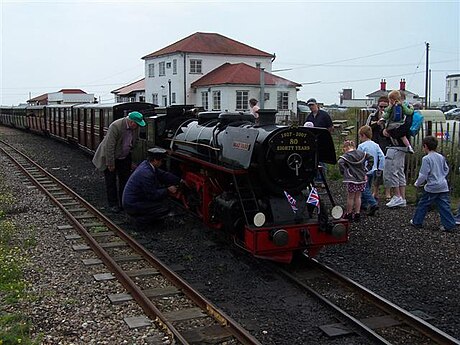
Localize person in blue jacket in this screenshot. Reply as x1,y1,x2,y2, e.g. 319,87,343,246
122,147,181,230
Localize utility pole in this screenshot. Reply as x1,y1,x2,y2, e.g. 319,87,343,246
424,42,430,109
259,68,265,109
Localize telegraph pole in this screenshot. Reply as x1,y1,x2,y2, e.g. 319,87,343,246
424,42,430,109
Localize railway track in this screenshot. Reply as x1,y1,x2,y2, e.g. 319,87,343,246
276,257,460,345
0,139,261,345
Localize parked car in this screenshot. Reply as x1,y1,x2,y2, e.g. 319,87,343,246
444,108,460,120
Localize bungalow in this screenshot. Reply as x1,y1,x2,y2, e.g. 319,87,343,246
112,78,146,103
27,89,95,105
366,79,423,106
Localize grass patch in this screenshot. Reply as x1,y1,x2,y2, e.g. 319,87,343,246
0,187,39,345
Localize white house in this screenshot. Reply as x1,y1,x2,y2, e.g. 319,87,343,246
112,79,145,103
28,89,95,105
141,32,300,114
445,74,460,106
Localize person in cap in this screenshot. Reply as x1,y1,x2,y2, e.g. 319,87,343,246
303,98,333,132
122,148,182,230
92,111,146,213
303,98,333,187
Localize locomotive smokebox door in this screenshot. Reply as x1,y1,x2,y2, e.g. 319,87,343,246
220,127,258,169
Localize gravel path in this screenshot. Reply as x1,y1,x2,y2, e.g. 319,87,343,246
1,126,459,344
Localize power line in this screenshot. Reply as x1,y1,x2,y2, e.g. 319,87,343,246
273,42,425,71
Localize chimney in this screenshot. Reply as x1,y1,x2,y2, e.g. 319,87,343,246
380,79,386,91
400,78,406,91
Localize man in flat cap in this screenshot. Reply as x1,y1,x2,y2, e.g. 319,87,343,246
303,98,333,132
92,111,146,213
122,147,182,230
303,98,333,187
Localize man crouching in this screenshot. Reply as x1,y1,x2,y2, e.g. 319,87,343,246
122,148,181,231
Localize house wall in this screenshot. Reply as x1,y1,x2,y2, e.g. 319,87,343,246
194,85,297,114
48,92,94,104
342,99,373,108
115,91,145,103
144,52,273,106
446,74,460,106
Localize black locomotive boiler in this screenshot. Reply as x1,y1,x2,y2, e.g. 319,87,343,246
149,108,349,263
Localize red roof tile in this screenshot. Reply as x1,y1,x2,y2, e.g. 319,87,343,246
191,63,300,88
112,78,145,95
142,32,274,59
28,93,48,102
58,89,87,94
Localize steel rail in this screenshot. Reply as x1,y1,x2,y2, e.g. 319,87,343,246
310,258,460,345
0,139,261,345
276,266,393,345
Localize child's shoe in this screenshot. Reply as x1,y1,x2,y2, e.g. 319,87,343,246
407,146,414,154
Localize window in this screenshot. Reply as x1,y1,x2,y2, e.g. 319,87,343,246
172,93,176,104
139,96,145,102
236,91,249,110
277,91,289,110
152,93,158,105
148,63,154,77
173,59,177,75
455,80,459,87
256,62,261,69
201,92,209,110
454,93,458,102
159,62,166,76
264,92,270,101
212,91,221,110
166,62,171,69
162,95,167,106
190,59,202,74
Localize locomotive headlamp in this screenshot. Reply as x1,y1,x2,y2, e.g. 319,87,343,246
331,224,347,238
331,205,344,220
271,229,289,246
253,212,266,227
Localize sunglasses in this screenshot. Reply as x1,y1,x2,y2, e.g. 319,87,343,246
378,105,387,109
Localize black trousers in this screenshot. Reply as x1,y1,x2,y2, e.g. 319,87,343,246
104,156,132,207
124,200,171,230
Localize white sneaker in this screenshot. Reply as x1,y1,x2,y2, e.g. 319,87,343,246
394,198,407,207
386,196,400,207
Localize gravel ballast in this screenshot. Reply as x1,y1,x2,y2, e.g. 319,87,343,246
0,126,459,344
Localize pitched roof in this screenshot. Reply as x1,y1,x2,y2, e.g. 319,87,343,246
112,78,145,95
191,63,300,88
142,32,274,60
366,89,417,98
28,93,48,102
58,89,86,94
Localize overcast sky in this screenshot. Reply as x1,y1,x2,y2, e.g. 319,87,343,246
1,0,459,106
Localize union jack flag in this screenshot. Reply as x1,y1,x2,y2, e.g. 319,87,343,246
307,187,320,213
283,191,298,213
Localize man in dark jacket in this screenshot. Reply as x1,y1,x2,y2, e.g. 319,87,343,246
122,148,181,230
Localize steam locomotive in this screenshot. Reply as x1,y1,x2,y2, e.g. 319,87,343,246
0,102,349,262
150,106,349,262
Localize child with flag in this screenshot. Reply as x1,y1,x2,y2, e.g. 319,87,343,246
338,139,373,222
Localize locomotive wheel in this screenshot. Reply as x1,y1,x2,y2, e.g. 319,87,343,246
181,185,203,218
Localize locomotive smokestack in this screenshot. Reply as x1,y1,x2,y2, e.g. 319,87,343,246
257,109,277,126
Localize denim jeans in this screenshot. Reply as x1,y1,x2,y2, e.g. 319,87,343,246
455,203,460,223
361,173,377,208
412,191,456,230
